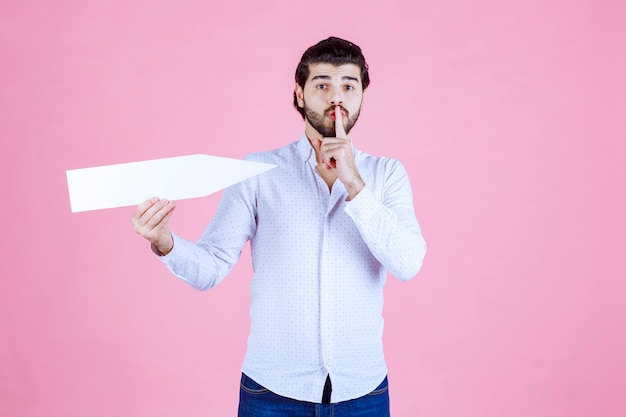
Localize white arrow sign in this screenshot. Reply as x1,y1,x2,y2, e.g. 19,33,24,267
66,154,276,212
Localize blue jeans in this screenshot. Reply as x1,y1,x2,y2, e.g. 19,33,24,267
238,373,390,417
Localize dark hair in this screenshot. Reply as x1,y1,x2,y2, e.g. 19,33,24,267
293,36,370,118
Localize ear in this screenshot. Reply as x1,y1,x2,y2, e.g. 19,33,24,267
294,83,305,108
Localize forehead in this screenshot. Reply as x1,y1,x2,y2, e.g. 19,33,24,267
306,63,362,84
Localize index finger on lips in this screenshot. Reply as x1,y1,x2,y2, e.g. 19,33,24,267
335,106,347,139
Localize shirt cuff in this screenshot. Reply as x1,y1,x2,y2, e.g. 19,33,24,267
344,185,381,222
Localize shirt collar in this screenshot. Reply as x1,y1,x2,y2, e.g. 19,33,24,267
296,133,315,163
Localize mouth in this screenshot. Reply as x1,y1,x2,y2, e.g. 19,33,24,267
327,107,347,121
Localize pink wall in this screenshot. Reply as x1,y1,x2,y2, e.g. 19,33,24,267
2,1,625,416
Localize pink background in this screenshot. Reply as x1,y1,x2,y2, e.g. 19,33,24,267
1,1,625,416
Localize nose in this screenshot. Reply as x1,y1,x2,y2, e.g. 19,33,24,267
328,86,343,106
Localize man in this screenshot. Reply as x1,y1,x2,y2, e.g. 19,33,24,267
132,37,426,417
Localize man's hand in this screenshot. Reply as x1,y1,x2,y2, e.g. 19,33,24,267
132,197,176,255
320,106,365,199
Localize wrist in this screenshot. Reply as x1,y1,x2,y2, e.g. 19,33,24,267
151,235,174,256
345,177,365,201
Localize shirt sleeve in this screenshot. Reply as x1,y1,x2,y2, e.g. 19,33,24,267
156,176,258,290
344,160,426,281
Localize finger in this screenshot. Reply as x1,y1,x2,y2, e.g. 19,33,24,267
158,204,176,226
156,200,175,223
335,106,347,139
143,202,176,234
132,197,159,223
142,199,174,228
133,199,171,234
320,139,347,157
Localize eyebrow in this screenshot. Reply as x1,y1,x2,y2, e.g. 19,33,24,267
311,75,359,83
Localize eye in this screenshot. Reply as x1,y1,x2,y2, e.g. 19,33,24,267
345,85,355,91
316,84,327,90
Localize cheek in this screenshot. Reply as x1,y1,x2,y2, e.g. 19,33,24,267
305,87,328,101
347,97,363,115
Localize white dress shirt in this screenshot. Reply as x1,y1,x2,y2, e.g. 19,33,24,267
158,135,426,403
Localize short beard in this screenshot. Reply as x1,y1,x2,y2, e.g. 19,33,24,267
304,103,361,137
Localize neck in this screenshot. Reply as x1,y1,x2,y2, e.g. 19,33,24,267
304,122,323,142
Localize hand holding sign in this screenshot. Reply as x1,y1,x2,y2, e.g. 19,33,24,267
132,197,176,255
67,154,276,254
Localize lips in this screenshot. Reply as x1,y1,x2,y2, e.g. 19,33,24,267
327,107,346,121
